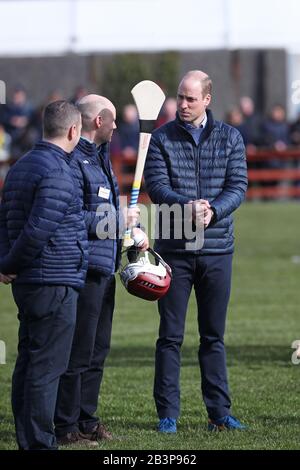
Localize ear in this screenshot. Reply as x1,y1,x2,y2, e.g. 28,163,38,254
67,125,76,141
204,94,211,107
96,114,103,129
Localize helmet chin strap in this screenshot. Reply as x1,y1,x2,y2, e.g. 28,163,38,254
120,247,172,277
119,247,172,301
147,247,172,276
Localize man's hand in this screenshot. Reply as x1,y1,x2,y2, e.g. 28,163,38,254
203,208,214,228
132,227,149,251
123,206,140,228
188,199,214,228
0,273,17,284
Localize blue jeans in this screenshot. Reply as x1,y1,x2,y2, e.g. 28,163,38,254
154,253,233,420
11,284,78,450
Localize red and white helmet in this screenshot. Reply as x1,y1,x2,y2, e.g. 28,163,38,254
120,248,172,301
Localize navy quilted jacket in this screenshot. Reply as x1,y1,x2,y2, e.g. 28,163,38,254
144,110,248,254
0,141,88,288
70,138,122,275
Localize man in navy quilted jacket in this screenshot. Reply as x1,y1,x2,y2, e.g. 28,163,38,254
144,71,248,433
54,94,148,445
0,101,88,450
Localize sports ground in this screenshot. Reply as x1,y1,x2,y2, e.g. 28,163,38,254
1,202,300,450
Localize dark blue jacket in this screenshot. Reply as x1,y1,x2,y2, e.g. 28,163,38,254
70,138,122,275
0,141,88,288
144,110,248,254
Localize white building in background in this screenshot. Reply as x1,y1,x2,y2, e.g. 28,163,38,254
0,0,300,115
0,0,300,55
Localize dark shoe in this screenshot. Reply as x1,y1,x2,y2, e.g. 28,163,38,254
208,415,247,432
57,431,99,447
82,423,113,441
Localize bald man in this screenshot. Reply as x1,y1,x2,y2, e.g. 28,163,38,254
144,71,248,433
54,95,148,446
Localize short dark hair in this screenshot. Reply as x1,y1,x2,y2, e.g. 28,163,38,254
43,100,81,138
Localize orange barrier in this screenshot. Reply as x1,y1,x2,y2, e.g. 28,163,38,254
247,148,300,199
3,149,300,202
112,149,300,202
111,153,150,204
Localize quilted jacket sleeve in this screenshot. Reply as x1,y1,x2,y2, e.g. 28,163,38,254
0,169,74,274
144,135,191,206
210,131,248,222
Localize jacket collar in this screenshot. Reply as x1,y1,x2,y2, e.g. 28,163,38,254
175,109,215,143
35,140,70,159
77,137,97,157
98,142,110,167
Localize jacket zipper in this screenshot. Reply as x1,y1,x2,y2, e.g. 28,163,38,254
100,154,120,273
194,143,201,199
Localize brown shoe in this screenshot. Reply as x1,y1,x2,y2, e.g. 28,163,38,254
82,423,113,441
57,431,99,448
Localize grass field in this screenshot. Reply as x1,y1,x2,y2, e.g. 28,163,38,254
1,202,300,450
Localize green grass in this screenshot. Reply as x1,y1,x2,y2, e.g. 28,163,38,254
1,202,300,450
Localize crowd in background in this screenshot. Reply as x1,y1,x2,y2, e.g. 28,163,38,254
109,96,300,159
1,86,300,190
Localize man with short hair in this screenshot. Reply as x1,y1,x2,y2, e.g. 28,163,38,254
54,94,148,445
144,70,248,433
0,100,89,450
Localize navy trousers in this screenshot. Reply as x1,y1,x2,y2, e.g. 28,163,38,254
11,284,78,450
154,253,233,421
54,272,115,436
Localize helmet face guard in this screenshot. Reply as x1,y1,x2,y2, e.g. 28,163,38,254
119,248,172,301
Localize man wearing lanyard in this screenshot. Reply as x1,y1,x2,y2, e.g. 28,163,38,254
54,95,148,446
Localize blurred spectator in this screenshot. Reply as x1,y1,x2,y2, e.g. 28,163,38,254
290,113,300,146
46,89,64,104
4,86,33,139
3,86,33,160
225,107,260,172
0,123,12,195
261,105,291,189
70,85,89,104
239,96,263,148
262,104,290,150
0,124,11,162
156,97,177,128
29,89,65,143
225,107,248,143
117,103,139,158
